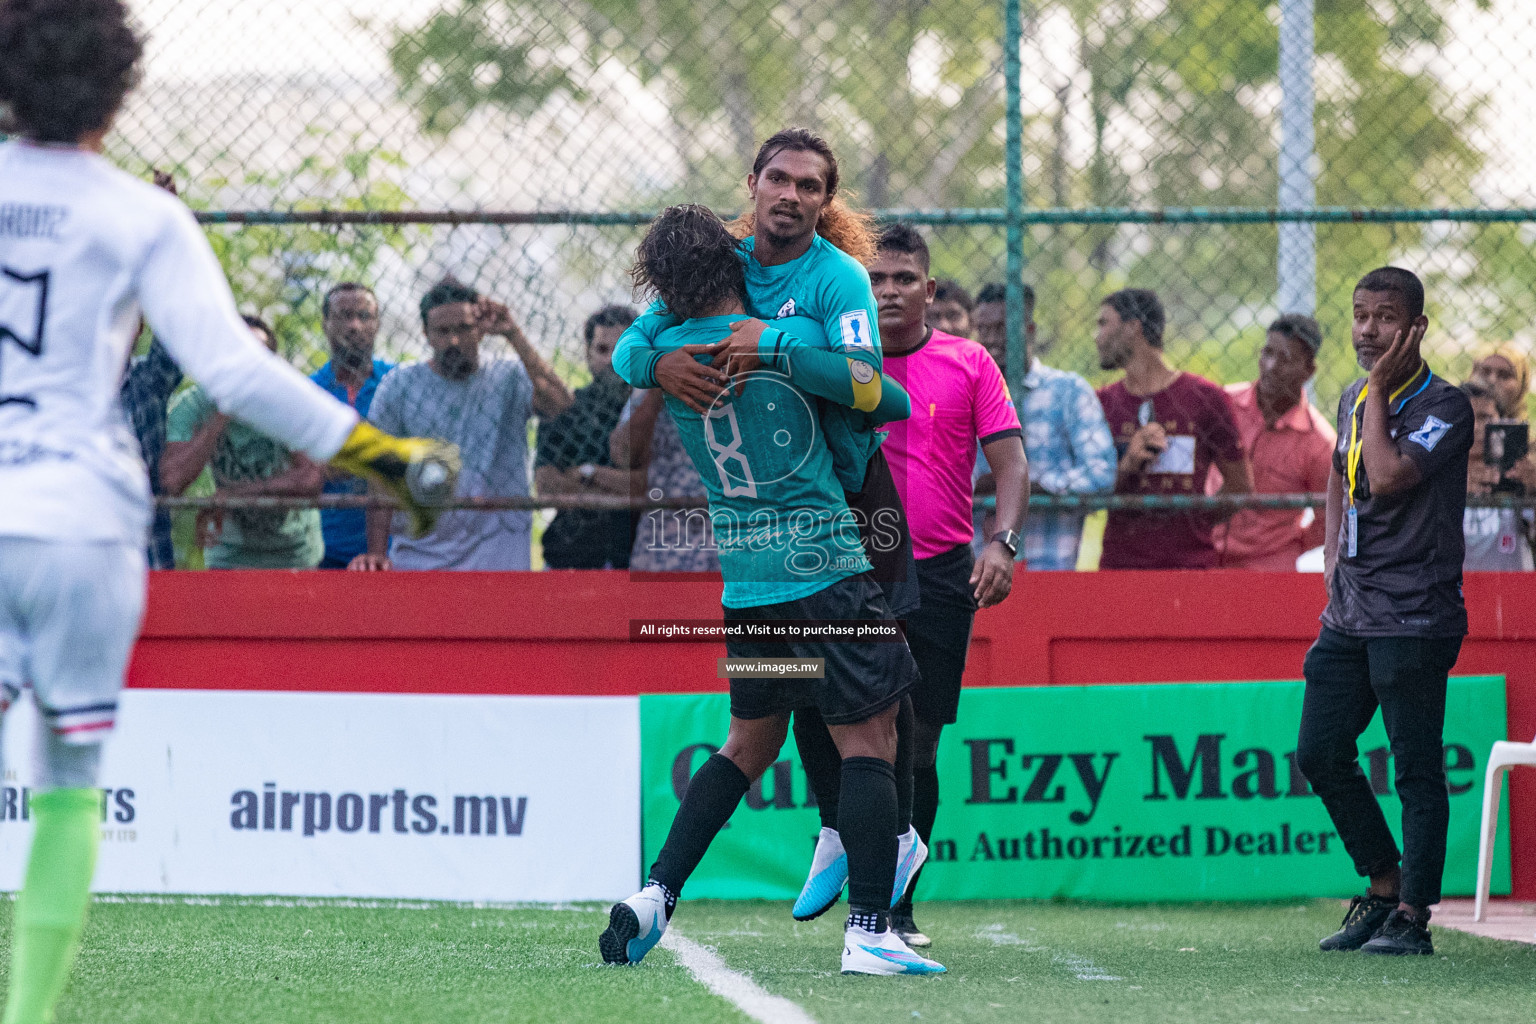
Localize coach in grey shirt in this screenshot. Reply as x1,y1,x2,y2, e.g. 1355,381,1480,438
355,279,572,571
1298,267,1473,957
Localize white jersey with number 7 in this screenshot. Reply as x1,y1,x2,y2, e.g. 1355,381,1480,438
0,142,358,546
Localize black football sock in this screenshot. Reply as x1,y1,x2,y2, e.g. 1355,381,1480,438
646,753,749,898
846,907,888,932
901,758,941,906
838,755,898,924
894,696,915,833
791,709,842,830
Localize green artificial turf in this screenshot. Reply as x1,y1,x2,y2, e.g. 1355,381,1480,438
43,897,747,1024
683,900,1536,1023
10,896,1535,1023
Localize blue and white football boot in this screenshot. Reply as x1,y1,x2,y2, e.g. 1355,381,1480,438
600,883,670,965
841,923,947,976
891,826,927,908
792,827,848,921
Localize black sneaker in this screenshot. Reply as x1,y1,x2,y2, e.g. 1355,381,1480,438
1319,894,1397,951
1361,908,1433,956
890,905,931,948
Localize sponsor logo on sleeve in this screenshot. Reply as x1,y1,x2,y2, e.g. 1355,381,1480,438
1408,415,1451,452
839,309,874,351
850,360,876,384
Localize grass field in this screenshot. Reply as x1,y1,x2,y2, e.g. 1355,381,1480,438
23,896,1536,1023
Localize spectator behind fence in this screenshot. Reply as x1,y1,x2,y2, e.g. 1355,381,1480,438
1469,344,1529,420
1210,314,1337,570
120,335,182,569
927,278,974,338
1467,344,1536,492
535,305,639,569
972,282,1007,370
973,282,1116,569
1462,381,1535,571
610,388,720,572
161,316,325,569
355,279,574,571
119,170,185,570
1096,288,1250,569
310,282,393,568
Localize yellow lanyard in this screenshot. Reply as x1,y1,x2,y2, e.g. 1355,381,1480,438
1344,364,1429,508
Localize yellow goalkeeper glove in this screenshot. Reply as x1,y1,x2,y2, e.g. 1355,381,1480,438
330,422,461,538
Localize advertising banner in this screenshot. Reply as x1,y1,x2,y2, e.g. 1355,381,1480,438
0,690,639,901
641,678,1511,901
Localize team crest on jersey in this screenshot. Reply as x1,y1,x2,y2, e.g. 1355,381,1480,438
1408,415,1451,452
839,309,874,351
776,299,796,318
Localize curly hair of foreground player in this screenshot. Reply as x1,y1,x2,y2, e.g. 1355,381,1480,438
0,0,144,143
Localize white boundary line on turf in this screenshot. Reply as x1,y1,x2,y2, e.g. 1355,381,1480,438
84,895,604,912
660,930,818,1024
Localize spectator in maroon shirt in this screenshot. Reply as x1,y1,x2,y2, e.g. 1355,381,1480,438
1095,289,1251,568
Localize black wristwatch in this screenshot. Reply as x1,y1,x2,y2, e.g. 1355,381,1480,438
990,530,1019,558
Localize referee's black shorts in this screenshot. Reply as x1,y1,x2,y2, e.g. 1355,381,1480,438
723,572,917,726
846,447,920,617
904,543,979,726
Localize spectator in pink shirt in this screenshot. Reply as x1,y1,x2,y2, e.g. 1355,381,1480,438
1210,314,1337,570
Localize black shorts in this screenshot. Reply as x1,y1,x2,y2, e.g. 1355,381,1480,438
846,447,920,617
905,544,978,726
724,572,917,726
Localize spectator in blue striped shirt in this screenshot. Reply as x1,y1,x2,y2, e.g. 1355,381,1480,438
973,283,1116,569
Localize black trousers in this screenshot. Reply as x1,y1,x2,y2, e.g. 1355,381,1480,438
1297,626,1463,910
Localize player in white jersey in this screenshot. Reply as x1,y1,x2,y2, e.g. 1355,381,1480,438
0,3,458,1021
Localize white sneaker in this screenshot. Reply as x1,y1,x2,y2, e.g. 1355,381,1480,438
891,827,927,908
792,827,847,921
841,923,947,975
600,883,669,965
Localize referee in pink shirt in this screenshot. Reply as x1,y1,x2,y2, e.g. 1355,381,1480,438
792,223,1028,948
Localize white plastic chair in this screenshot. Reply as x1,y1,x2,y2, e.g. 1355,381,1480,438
1474,732,1536,921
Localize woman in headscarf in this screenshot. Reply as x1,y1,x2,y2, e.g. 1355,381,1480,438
1468,344,1536,494
1469,344,1530,419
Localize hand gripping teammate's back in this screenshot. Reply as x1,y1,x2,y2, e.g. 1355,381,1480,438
0,4,456,1022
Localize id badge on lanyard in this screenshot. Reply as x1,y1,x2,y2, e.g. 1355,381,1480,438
1346,506,1358,558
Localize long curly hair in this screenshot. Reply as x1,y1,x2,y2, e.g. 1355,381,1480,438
632,205,747,321
0,0,143,143
727,127,877,266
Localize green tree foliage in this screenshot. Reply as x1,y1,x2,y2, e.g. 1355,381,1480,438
388,0,1006,211
388,0,1507,411
189,141,416,370
1027,0,1493,410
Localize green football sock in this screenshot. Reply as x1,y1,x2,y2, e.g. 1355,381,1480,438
3,788,100,1024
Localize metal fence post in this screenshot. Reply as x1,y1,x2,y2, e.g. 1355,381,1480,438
1278,0,1317,315
1004,0,1027,399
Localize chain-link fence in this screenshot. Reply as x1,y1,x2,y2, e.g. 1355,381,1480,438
103,0,1536,568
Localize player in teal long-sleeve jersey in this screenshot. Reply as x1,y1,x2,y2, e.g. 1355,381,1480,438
601,204,944,977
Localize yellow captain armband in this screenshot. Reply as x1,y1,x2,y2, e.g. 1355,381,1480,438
848,357,882,413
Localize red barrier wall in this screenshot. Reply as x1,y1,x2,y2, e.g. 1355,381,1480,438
131,570,1536,898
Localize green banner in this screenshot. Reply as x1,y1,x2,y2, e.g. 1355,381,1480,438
640,678,1511,901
